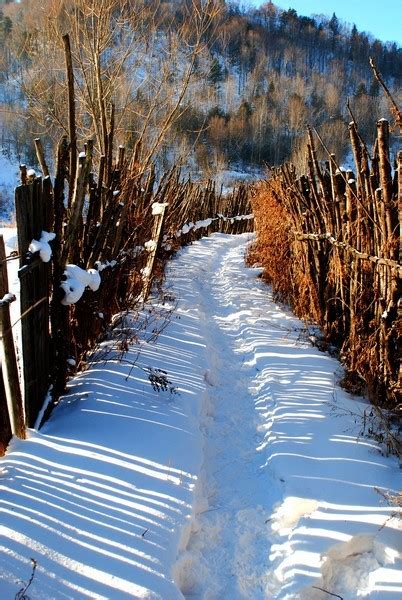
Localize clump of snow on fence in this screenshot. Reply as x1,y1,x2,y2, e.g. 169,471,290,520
173,213,254,240
144,240,157,252
140,265,152,278
152,202,168,215
28,231,56,262
60,264,101,305
94,259,118,272
0,292,15,304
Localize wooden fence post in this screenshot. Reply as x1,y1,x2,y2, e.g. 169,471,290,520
397,151,402,400
34,138,50,178
141,203,168,301
0,235,13,451
15,179,52,427
62,33,77,206
0,294,25,439
0,235,9,296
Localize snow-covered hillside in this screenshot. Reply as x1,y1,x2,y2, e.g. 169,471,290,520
0,151,19,223
0,234,401,599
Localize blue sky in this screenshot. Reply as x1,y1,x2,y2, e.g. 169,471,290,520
246,1,401,45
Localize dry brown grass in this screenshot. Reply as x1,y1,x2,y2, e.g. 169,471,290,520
248,180,292,299
248,180,321,323
248,170,400,410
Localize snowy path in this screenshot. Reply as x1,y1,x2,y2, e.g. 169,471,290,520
173,237,282,598
173,235,402,600
0,233,401,599
173,239,274,597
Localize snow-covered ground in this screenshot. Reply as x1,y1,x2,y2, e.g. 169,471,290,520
0,233,401,599
212,167,263,194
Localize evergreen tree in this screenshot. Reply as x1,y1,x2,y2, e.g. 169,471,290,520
208,57,225,85
0,10,12,47
369,78,380,97
329,13,339,37
355,82,368,97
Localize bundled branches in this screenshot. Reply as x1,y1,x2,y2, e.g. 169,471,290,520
250,119,400,408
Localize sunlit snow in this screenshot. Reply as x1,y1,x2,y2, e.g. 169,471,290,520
0,233,401,599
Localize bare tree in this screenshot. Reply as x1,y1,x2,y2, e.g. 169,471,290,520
16,0,222,171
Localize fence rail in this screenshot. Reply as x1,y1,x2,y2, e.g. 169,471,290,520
293,232,402,273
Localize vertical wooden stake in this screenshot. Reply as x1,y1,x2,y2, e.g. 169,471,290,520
106,103,115,187
0,295,26,440
34,138,50,178
0,235,8,297
19,164,27,185
0,235,13,450
117,145,126,170
62,34,77,207
141,203,168,301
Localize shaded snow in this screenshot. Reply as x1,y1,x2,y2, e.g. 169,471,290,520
0,234,401,599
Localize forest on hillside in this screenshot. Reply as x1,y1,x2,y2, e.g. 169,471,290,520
0,0,401,178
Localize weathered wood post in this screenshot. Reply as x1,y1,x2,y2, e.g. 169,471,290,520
62,33,77,206
0,235,13,451
141,202,168,301
0,292,26,440
34,138,50,178
15,178,52,427
0,235,9,296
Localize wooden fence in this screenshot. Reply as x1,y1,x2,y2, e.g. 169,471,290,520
251,119,400,408
0,155,253,454
0,30,256,455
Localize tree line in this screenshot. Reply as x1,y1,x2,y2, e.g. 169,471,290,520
0,0,400,179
